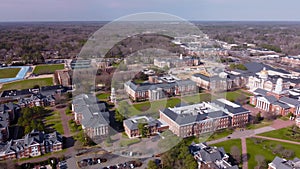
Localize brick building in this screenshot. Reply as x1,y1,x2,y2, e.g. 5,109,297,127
159,99,249,138
72,94,110,139
124,76,197,102
0,130,62,160
123,116,168,138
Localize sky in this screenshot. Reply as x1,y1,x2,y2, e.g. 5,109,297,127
1,0,300,22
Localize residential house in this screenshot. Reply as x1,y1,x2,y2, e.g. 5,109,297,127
189,143,238,169
0,130,62,160
0,103,20,142
268,156,300,169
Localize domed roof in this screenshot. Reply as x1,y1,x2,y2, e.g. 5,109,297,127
259,67,268,79
260,67,268,75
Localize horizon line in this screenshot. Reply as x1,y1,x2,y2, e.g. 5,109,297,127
2,20,300,23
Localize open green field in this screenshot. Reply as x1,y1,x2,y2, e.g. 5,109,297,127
211,139,242,154
224,89,252,102
118,98,181,118
258,126,300,142
1,78,53,91
0,68,21,78
33,64,64,75
45,111,64,134
246,138,300,169
181,93,212,104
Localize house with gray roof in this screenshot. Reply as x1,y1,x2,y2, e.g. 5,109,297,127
72,94,110,139
269,156,300,169
189,143,239,169
0,130,62,160
123,116,168,138
0,103,20,142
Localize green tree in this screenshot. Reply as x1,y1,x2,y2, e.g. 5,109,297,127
137,123,148,137
147,160,158,169
255,155,267,169
114,110,125,122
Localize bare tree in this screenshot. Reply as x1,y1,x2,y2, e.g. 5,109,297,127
230,146,242,164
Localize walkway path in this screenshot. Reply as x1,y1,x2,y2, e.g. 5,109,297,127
241,138,248,169
254,135,300,145
57,106,72,137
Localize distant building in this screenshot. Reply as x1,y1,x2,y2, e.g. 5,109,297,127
124,76,197,102
123,116,168,138
282,55,300,65
153,55,201,68
247,67,291,92
191,72,246,91
0,130,62,160
72,94,110,139
268,156,300,169
55,70,72,87
159,99,249,138
189,143,238,169
70,59,91,69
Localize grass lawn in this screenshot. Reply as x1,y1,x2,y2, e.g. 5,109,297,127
96,93,110,100
207,129,234,141
119,138,141,147
45,111,64,134
258,126,300,142
224,89,252,102
181,93,212,104
211,139,242,154
118,98,181,118
1,78,53,91
246,120,273,130
0,68,21,78
33,64,64,75
246,137,300,169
